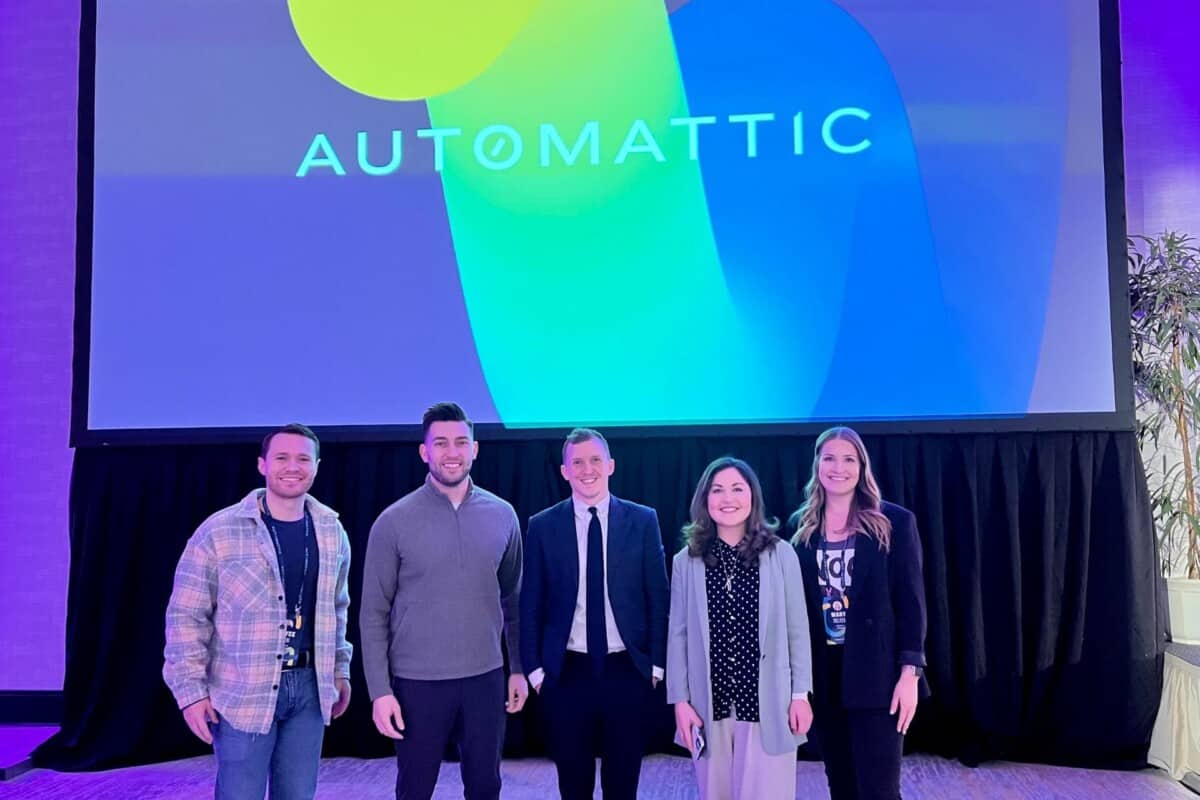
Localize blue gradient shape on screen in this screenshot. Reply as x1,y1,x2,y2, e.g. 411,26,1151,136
873,3,1070,413
673,0,981,418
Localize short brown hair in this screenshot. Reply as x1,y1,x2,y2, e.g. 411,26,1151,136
422,402,473,440
261,423,319,460
561,428,610,463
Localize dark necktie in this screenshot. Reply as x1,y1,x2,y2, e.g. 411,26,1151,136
586,506,607,675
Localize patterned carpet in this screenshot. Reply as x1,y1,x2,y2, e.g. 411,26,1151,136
0,753,1192,799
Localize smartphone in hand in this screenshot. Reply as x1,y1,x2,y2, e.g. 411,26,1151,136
690,723,706,760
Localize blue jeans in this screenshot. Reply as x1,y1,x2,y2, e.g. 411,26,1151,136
212,667,325,800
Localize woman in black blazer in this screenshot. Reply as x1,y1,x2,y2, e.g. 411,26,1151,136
791,426,927,800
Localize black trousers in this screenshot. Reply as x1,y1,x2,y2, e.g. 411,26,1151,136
540,651,652,800
390,668,506,800
811,645,905,800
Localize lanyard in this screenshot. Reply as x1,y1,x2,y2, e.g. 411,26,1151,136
261,498,312,621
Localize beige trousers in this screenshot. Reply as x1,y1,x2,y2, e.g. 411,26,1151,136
693,714,797,800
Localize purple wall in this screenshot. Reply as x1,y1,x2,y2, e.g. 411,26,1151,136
0,1,77,690
1122,2,1200,235
0,1,1196,693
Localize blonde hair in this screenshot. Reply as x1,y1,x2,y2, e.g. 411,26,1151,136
789,427,892,550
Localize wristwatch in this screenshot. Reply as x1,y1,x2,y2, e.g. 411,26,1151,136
903,664,924,678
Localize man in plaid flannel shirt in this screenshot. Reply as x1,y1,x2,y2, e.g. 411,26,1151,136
164,423,353,800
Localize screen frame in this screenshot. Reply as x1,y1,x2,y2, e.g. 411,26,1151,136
69,0,1134,447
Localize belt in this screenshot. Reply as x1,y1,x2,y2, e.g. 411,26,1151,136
282,649,313,670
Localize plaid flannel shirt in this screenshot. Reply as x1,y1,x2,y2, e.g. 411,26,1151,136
163,489,353,734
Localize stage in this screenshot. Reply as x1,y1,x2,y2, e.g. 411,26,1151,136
1,754,1193,800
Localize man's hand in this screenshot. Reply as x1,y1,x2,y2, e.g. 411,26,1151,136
182,697,219,745
789,697,813,735
372,694,406,739
506,673,529,713
673,701,704,755
332,678,352,719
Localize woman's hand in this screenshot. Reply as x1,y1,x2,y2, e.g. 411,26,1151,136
890,668,919,734
788,696,813,735
674,701,704,754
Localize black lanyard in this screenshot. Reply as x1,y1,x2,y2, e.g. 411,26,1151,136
261,498,312,621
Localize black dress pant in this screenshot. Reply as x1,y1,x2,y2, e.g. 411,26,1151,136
811,645,905,800
390,668,506,800
540,651,652,800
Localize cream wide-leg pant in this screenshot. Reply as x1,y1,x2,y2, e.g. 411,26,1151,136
693,712,797,800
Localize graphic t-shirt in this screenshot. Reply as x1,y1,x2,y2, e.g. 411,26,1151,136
265,515,319,658
817,533,856,645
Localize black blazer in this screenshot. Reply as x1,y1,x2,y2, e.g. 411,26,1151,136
519,496,670,681
795,501,929,709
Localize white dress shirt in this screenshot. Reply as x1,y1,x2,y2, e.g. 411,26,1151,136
529,494,663,689
566,495,626,655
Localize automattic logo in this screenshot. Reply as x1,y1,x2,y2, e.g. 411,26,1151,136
294,109,874,177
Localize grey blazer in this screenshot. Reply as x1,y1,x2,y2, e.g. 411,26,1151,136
666,538,813,756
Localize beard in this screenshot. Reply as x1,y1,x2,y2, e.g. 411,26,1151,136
429,462,471,488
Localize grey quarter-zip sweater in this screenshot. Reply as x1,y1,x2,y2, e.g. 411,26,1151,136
360,476,523,700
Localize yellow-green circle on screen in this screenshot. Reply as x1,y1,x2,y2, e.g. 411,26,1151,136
287,0,540,100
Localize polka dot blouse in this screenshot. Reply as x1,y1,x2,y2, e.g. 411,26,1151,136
705,537,761,722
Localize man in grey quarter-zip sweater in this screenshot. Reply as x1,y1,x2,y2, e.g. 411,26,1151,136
360,402,527,800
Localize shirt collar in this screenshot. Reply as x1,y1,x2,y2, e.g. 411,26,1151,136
422,473,475,504
572,493,611,519
236,488,336,521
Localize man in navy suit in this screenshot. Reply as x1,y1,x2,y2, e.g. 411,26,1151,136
520,428,670,800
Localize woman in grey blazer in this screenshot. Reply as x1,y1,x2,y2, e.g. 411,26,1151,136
667,456,814,800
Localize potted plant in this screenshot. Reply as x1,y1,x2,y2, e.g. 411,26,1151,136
1129,231,1200,643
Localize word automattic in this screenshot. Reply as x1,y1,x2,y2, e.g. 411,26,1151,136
296,108,875,176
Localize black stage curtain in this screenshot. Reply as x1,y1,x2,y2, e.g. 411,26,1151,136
35,430,1167,771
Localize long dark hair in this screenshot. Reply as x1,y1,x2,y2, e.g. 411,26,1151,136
789,427,892,550
683,456,780,566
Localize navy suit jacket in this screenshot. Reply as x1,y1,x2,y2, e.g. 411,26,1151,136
519,496,670,682
795,500,929,709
